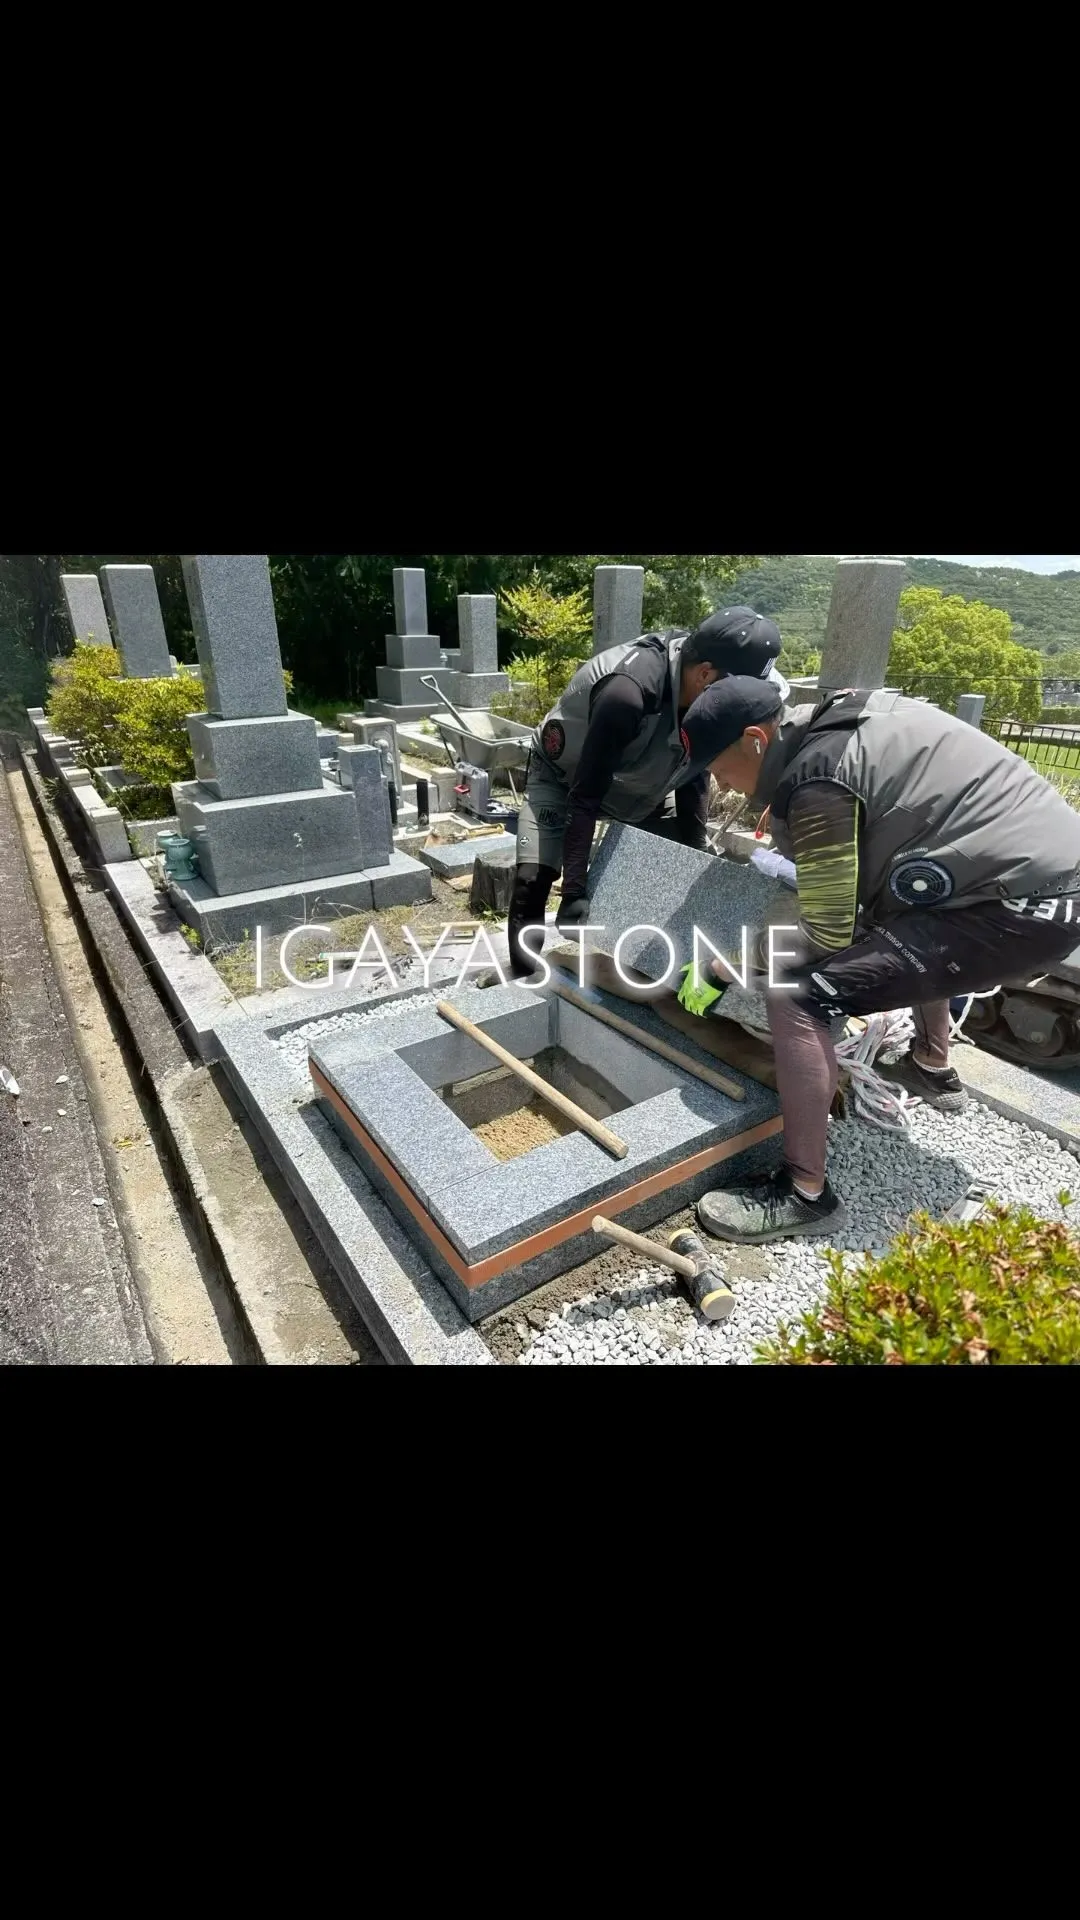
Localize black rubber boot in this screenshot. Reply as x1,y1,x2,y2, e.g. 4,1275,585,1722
507,863,559,978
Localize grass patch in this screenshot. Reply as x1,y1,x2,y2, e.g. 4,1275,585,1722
205,895,465,997
1015,740,1080,773
293,693,350,727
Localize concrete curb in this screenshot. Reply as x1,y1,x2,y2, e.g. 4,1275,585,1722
102,858,240,1061
18,747,373,1366
214,1000,496,1365
956,1044,1080,1154
20,748,192,1087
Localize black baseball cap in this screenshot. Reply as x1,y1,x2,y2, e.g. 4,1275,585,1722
686,606,782,678
682,674,784,765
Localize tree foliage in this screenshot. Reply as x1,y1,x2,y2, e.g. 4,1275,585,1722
114,671,205,787
887,587,1044,723
494,574,593,725
722,554,1080,658
2,554,764,712
45,642,204,789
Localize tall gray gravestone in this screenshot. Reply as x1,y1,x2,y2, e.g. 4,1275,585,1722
817,559,905,693
370,566,459,721
165,554,431,939
182,554,289,718
593,566,645,657
455,594,509,707
61,574,114,648
956,693,987,729
100,565,173,678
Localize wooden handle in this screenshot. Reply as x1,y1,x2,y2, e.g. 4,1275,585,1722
435,1002,629,1160
548,978,745,1102
591,1215,698,1280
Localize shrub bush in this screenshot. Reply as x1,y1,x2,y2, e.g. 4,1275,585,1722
46,643,127,768
47,645,202,798
106,782,177,822
48,646,203,782
758,1204,1080,1365
114,671,202,787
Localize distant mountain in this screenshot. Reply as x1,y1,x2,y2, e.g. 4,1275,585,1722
723,556,1080,659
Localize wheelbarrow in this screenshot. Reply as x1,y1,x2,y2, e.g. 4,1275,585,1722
419,675,533,776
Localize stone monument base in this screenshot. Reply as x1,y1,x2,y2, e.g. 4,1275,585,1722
167,851,432,947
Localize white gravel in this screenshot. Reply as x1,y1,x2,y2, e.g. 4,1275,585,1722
273,963,461,1086
516,1099,1080,1366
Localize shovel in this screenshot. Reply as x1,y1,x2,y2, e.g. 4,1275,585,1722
419,675,473,737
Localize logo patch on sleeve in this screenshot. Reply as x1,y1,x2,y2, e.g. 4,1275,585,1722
889,859,955,906
541,720,566,761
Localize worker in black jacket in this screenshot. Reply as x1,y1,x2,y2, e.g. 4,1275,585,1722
508,607,788,976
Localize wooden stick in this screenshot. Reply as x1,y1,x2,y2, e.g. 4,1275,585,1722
548,977,746,1103
435,1001,629,1160
591,1215,698,1279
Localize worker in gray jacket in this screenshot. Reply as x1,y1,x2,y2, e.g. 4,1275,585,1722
508,606,789,977
677,682,1080,1245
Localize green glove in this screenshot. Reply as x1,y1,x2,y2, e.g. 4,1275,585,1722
677,961,726,1018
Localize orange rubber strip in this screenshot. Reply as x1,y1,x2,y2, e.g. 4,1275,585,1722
311,1062,782,1290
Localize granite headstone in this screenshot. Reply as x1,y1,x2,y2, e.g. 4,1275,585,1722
61,574,114,648
593,566,645,657
181,554,288,719
817,559,905,694
338,744,393,865
100,565,173,678
394,568,429,638
458,595,499,675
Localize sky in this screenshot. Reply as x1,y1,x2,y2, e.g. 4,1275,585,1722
911,555,1080,574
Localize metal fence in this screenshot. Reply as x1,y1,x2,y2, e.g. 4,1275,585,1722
880,675,1080,771
995,719,1080,773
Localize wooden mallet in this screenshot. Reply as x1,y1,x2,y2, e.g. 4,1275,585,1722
592,1216,736,1323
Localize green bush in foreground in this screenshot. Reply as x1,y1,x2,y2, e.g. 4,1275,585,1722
757,1204,1080,1365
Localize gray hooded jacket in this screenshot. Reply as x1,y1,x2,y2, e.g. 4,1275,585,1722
760,690,1080,919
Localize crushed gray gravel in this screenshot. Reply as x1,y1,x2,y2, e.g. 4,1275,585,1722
516,1098,1080,1366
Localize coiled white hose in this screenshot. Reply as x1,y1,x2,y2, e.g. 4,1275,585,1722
834,1010,918,1133
948,986,1001,1046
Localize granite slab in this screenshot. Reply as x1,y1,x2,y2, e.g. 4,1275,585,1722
101,565,172,678
585,822,788,983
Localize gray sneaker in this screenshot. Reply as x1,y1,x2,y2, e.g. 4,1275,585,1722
879,1053,968,1113
697,1167,849,1246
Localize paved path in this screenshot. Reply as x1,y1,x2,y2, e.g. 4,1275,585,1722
0,753,152,1364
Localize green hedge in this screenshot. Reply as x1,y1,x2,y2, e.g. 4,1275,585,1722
757,1204,1080,1365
